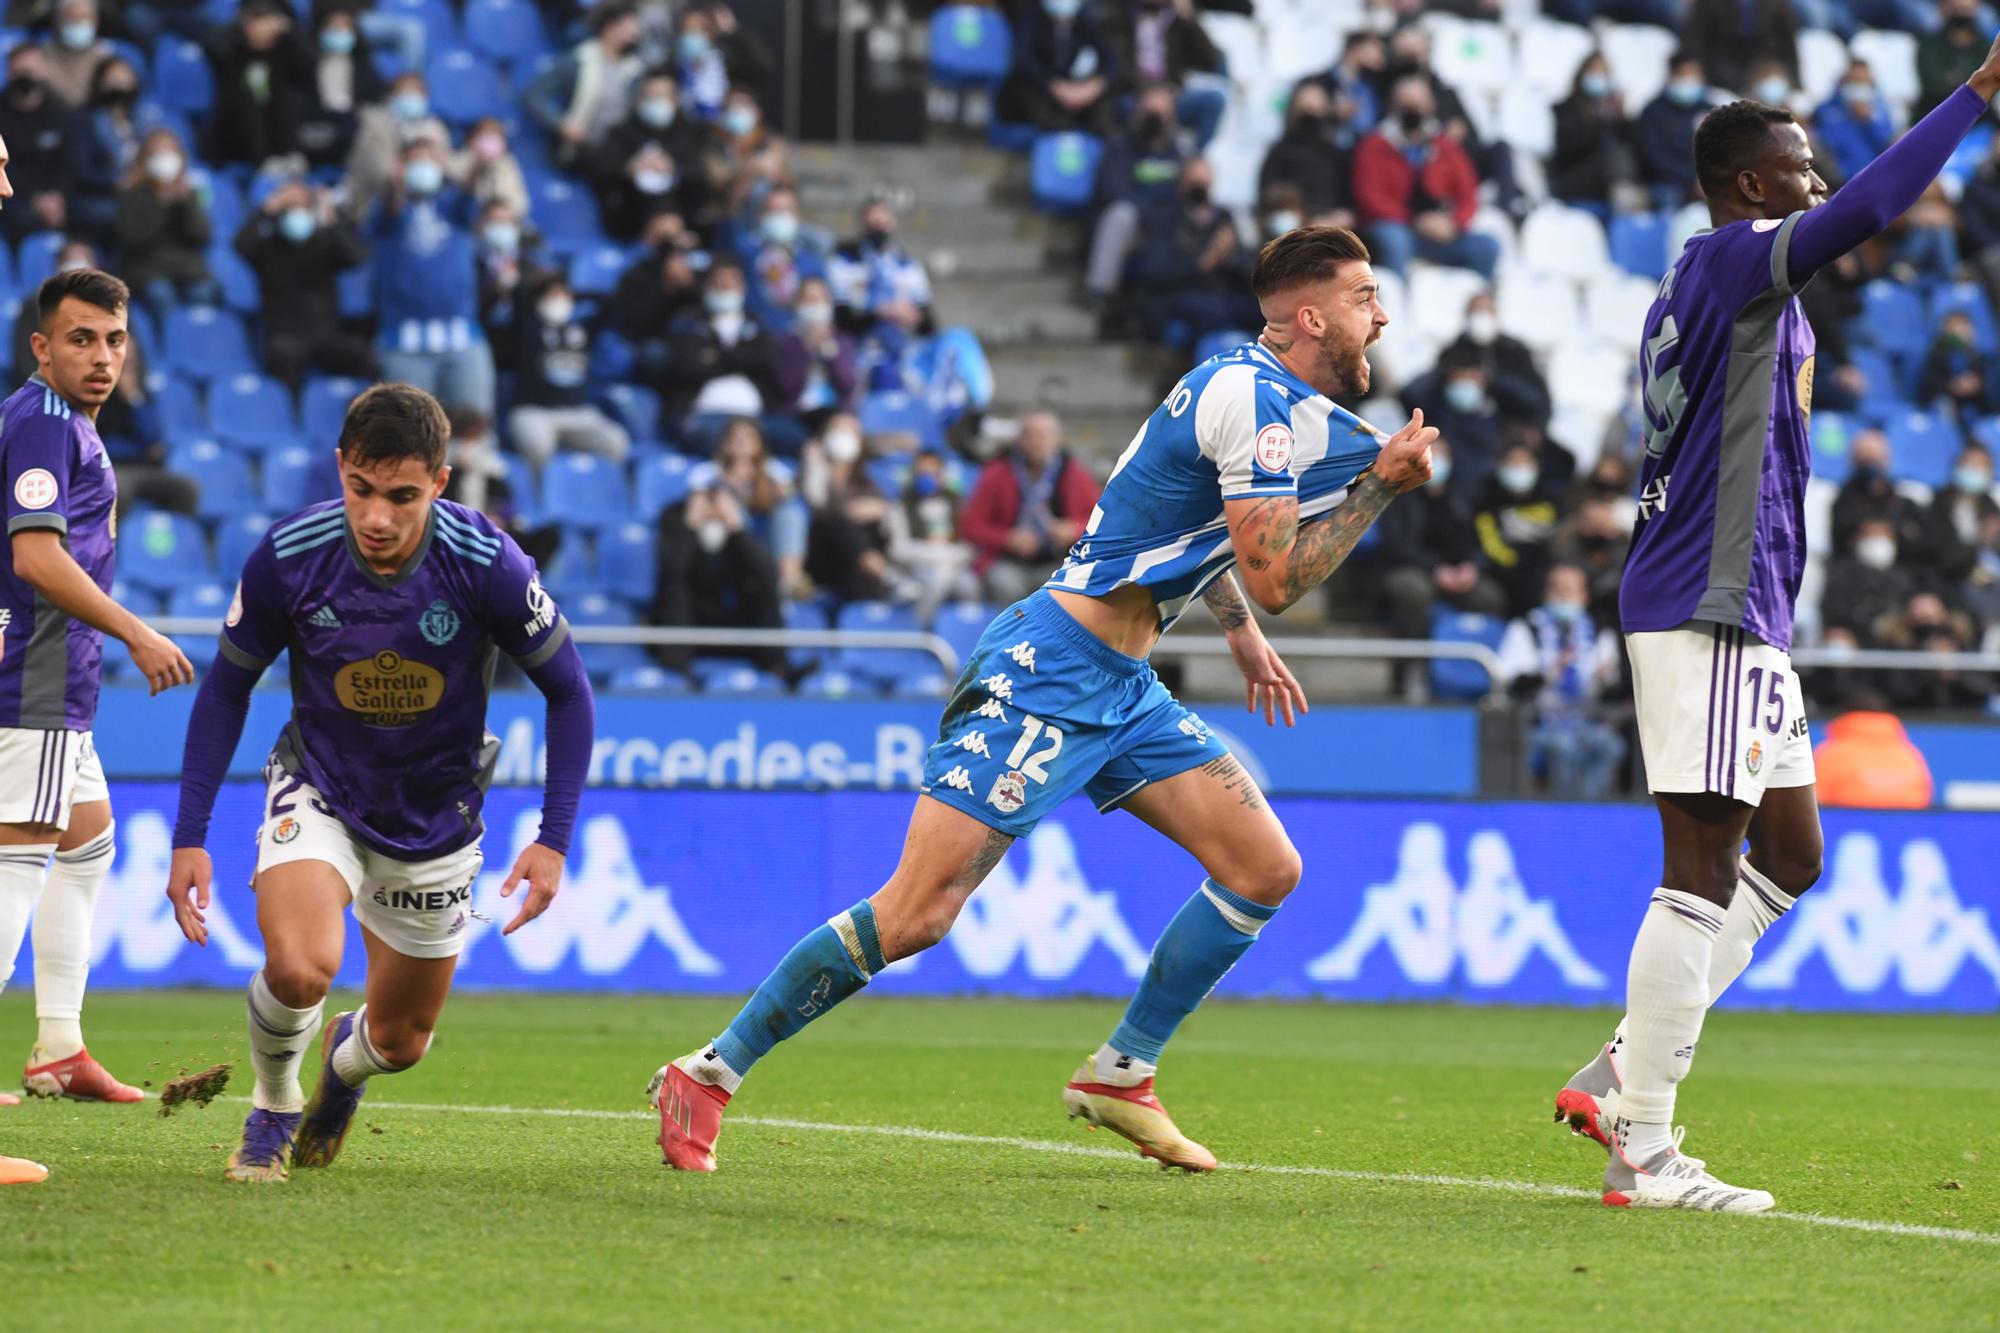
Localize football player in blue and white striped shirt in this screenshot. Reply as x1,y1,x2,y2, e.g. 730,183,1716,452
649,227,1437,1174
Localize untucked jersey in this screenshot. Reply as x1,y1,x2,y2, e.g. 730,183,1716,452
0,377,118,729
1043,341,1384,629
1623,213,1815,651
220,500,570,860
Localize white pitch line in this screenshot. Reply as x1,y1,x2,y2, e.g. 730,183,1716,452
273,1097,2000,1248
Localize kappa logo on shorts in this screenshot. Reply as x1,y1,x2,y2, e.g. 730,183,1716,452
1005,640,1038,673
980,672,1014,702
987,770,1028,815
1745,740,1764,776
951,729,992,758
420,599,461,646
271,817,300,844
939,765,974,793
975,698,1010,723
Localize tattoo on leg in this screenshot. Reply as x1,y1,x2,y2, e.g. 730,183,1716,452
958,827,1014,890
1201,754,1265,811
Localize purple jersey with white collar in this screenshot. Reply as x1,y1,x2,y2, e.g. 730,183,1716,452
1622,213,1815,652
0,377,118,729
219,499,570,860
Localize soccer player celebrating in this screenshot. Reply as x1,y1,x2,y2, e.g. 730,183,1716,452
1552,36,2000,1213
165,385,594,1183
650,226,1436,1173
0,266,194,1110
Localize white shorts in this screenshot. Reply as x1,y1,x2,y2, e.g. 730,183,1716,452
1626,622,1815,805
253,768,483,960
0,728,106,829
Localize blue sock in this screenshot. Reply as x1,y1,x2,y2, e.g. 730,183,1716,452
710,901,887,1078
1110,880,1277,1065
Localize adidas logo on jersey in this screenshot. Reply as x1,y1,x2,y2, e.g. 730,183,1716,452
980,672,1014,701
938,766,974,793
975,698,1010,723
1005,641,1038,673
307,605,341,629
952,730,992,758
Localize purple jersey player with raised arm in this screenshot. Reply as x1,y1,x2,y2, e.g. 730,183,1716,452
1551,37,2000,1213
165,384,595,1183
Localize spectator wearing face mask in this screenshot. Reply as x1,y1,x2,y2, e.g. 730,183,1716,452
1549,54,1639,215
1636,53,1711,212
525,1,647,166
1377,438,1507,686
827,197,935,341
659,256,780,420
1919,0,1991,117
1257,80,1355,228
1871,591,1994,710
207,0,313,166
1128,156,1261,346
1097,0,1226,148
294,7,383,166
738,186,828,327
1813,60,1896,185
1684,0,1796,98
507,274,632,469
959,411,1100,603
448,117,530,220
369,136,497,417
345,71,452,222
1831,428,1935,564
997,0,1121,137
1553,494,1633,630
1824,516,1920,643
1404,350,1503,489
42,0,113,109
0,44,83,242
1921,442,2000,592
1499,562,1628,800
1352,75,1497,280
602,139,699,242
1436,290,1551,429
1736,58,1799,114
1473,437,1566,617
611,218,703,372
594,67,719,230
1085,84,1192,307
473,199,556,364
773,276,858,426
117,127,219,315
70,54,150,242
802,418,903,607
1920,312,1998,416
236,177,375,389
890,449,978,621
673,3,772,122
1314,30,1383,137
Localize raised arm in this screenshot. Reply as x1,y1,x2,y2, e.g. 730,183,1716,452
1223,411,1436,614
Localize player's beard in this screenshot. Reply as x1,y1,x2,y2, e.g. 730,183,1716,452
1323,328,1370,398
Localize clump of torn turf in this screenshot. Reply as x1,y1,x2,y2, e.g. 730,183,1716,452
157,1064,232,1118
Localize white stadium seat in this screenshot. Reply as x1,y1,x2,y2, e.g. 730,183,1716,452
1600,23,1676,110
1666,201,1709,264
1496,272,1582,355
1409,264,1489,343
1549,342,1636,418
1850,29,1919,112
1803,478,1839,560
1586,272,1662,347
1549,406,1613,470
1497,86,1556,159
1798,28,1853,109
1514,17,1597,100
1199,11,1263,90
1519,203,1611,282
1425,16,1514,97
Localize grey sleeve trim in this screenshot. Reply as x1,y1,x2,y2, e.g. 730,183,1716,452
1769,210,1806,296
216,634,276,671
7,512,67,535
513,614,571,671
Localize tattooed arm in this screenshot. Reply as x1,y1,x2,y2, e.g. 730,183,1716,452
1201,570,1254,632
1225,411,1438,615
1203,570,1311,726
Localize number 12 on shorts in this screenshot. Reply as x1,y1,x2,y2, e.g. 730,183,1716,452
1007,714,1064,783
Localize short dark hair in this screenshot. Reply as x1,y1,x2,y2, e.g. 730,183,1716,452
1251,225,1371,299
1692,99,1797,200
591,0,636,32
37,267,128,332
339,382,449,473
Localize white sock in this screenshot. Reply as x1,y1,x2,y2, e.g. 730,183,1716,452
247,970,323,1113
0,845,54,998
1616,1116,1676,1164
33,826,113,1061
330,1008,406,1088
684,1041,744,1094
1619,888,1722,1128
1707,858,1797,1003
1090,1042,1155,1087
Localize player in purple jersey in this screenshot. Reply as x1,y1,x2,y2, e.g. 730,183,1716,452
1551,37,2000,1213
0,267,196,1114
164,385,595,1182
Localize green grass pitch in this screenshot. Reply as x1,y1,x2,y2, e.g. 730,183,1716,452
1,991,1994,1329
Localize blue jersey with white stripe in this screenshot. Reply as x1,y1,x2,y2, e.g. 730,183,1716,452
1042,341,1385,629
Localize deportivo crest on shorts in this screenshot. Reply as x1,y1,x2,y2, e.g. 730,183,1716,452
420,598,461,646
1178,714,1211,745
272,816,300,844
987,770,1027,815
1745,740,1763,776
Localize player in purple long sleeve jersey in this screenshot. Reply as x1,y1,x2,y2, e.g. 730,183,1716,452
165,385,595,1183
1551,37,2000,1212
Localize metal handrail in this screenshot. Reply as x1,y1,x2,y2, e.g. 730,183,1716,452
1146,635,1510,703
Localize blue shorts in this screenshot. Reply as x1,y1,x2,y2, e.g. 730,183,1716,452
918,590,1224,836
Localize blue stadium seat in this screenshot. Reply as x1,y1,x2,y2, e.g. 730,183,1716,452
337,262,374,320
1848,347,1908,418
154,39,214,116
495,449,540,519
152,375,205,440
427,48,508,125
173,633,217,671
1428,608,1504,701
1927,281,2000,354
260,446,317,512
301,375,368,443
1028,132,1104,214
1886,409,1957,487
635,451,695,519
1856,279,1927,355
126,302,158,356
110,576,164,617
169,438,256,519
784,598,830,672
207,244,260,314
1808,409,1857,485
542,452,629,530
929,4,1012,88
858,390,945,450
464,0,551,66
596,521,656,604
564,592,652,682
987,119,1037,153
795,668,875,699
0,239,17,296
931,601,994,674
16,231,63,290
601,382,661,440
209,373,302,452
691,662,787,696
1192,329,1252,364
161,306,255,382
589,328,636,382
1608,212,1669,280
215,512,273,574
1970,415,2000,457
167,581,231,620
904,670,951,699
530,176,605,244
200,173,247,239
116,510,213,592
835,599,933,684
379,0,459,53
608,664,692,693
568,242,634,297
